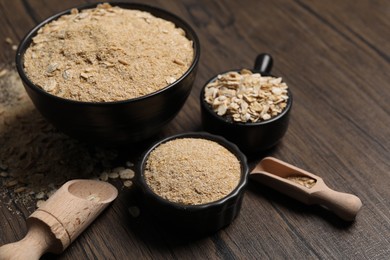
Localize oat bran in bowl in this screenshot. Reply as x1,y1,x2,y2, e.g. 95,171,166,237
16,2,200,145
136,132,249,235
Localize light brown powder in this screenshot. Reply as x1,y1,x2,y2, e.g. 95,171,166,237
286,175,316,189
144,138,241,205
23,3,194,102
0,68,136,213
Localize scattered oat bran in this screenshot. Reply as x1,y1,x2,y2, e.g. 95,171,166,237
0,68,136,213
144,138,241,205
23,3,194,102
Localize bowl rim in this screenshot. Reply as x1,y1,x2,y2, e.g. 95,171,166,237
200,69,293,126
15,1,200,106
137,132,249,211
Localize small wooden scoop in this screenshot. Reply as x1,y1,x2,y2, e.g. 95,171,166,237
250,157,362,221
0,179,118,260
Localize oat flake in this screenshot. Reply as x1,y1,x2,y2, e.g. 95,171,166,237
204,69,289,123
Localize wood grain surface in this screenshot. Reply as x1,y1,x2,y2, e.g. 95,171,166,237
1,0,389,259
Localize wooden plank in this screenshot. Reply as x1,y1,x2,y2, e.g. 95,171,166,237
0,0,389,259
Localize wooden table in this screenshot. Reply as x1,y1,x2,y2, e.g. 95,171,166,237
1,0,389,259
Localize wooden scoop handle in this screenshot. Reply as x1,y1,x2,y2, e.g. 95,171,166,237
0,180,117,260
0,221,55,260
250,157,362,221
310,187,362,221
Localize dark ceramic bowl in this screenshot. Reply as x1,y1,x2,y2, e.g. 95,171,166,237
200,54,292,154
16,2,200,146
136,132,249,236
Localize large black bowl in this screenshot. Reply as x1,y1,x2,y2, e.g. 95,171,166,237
136,132,249,236
200,54,292,154
16,2,200,146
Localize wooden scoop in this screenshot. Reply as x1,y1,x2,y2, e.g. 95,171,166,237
250,157,362,221
0,179,118,260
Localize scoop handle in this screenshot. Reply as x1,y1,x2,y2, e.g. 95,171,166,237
310,187,362,221
0,222,53,260
254,53,273,74
0,180,118,259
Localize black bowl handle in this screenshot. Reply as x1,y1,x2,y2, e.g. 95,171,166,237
254,53,273,74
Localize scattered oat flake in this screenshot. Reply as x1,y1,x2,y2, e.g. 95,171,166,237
165,76,176,84
42,79,57,92
46,63,59,74
118,59,129,65
6,180,18,187
5,37,13,44
0,69,8,78
14,187,27,193
123,180,133,187
71,8,79,15
80,72,90,79
108,172,119,179
35,192,46,199
62,70,72,80
86,194,101,202
36,200,46,208
173,59,185,65
100,172,109,181
119,169,134,180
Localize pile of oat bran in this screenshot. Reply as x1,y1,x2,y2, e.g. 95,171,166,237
23,3,194,102
145,138,241,205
